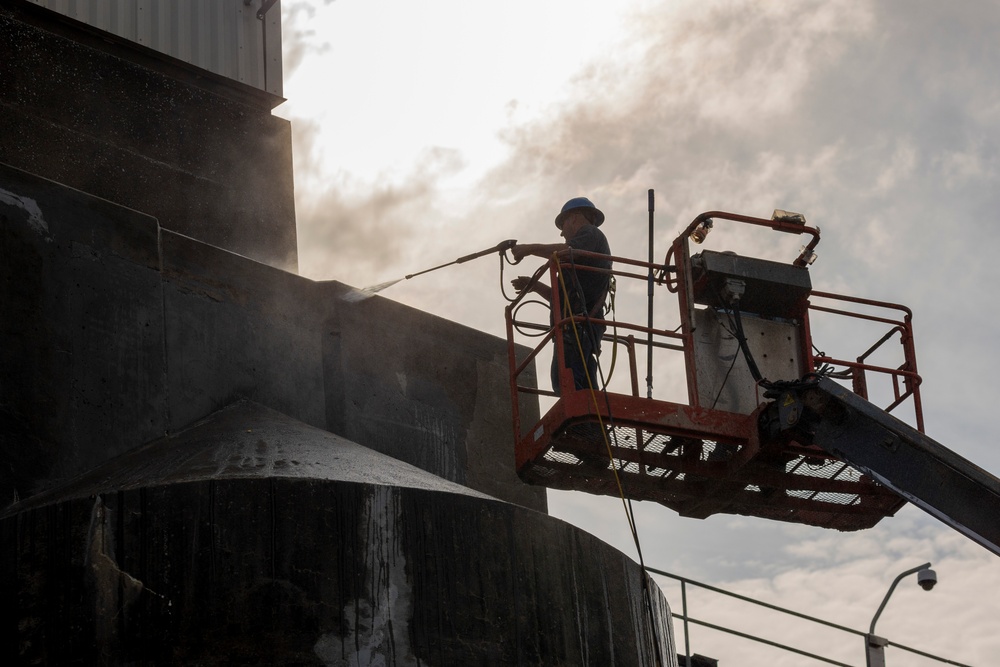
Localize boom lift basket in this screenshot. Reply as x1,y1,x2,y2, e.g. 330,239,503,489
505,212,923,530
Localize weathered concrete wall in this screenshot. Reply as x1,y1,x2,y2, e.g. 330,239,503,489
1,402,674,666
157,227,541,509
0,162,542,511
160,230,330,434
0,163,168,500
325,292,541,506
0,1,296,270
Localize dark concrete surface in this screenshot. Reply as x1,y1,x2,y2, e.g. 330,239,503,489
0,163,168,500
160,229,331,436
5,400,497,512
1,161,543,511
1,400,673,665
3,477,673,666
0,1,297,270
326,290,541,503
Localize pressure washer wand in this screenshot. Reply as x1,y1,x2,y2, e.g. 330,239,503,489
344,239,518,302
404,239,517,280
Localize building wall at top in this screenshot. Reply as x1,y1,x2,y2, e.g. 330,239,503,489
0,2,297,270
25,0,282,95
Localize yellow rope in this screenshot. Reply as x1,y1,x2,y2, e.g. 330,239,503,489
554,257,633,517
554,254,662,667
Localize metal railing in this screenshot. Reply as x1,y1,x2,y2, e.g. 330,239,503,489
504,212,926,531
647,567,973,667
806,291,923,432
506,211,923,433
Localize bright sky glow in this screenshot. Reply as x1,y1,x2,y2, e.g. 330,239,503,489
278,0,631,191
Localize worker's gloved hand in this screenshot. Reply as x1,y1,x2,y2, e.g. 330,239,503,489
511,276,532,294
510,244,530,263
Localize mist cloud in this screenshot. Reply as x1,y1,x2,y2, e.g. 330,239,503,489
292,113,465,280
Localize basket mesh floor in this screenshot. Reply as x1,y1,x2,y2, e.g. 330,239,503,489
519,416,904,530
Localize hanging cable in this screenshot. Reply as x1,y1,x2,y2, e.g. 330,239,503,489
496,245,665,664
729,304,765,385
557,253,665,667
502,256,558,337
602,277,619,386
499,243,534,303
728,301,838,393
710,346,741,411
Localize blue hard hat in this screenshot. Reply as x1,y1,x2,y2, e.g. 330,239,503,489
555,197,605,229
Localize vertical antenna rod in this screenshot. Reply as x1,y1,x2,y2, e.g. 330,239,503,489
646,189,655,399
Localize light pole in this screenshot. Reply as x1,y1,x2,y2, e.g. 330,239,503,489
866,562,937,667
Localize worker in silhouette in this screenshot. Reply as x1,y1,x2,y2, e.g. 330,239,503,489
511,197,612,394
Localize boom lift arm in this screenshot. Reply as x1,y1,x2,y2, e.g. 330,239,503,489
767,377,1000,557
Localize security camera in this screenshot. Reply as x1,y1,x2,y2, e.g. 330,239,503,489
917,568,937,591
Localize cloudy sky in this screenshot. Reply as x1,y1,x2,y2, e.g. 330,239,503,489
276,1,1000,664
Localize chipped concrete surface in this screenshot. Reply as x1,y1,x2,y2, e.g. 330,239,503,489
0,186,48,237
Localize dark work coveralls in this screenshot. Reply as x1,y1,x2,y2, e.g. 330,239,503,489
551,223,612,394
